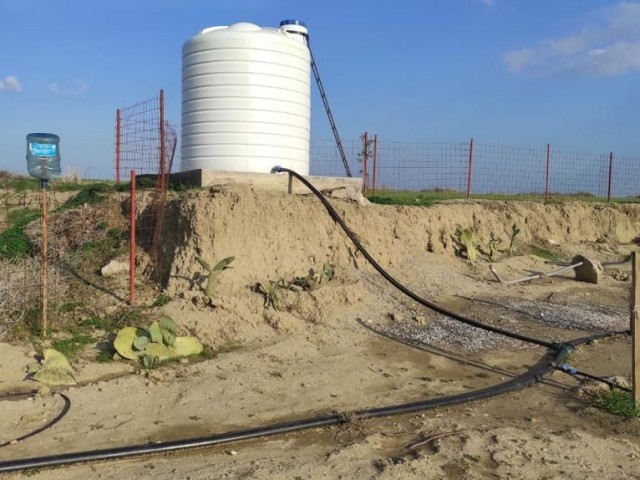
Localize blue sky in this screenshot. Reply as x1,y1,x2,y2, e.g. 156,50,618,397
1,0,639,179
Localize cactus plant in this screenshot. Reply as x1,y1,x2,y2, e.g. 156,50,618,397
195,256,235,295
456,227,477,263
255,280,281,310
291,263,336,291
27,349,77,385
487,233,501,262
112,316,203,367
509,223,521,257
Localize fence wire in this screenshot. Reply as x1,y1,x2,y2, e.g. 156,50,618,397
311,137,640,201
114,91,178,289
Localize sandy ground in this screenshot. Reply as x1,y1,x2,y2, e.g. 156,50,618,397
1,185,640,479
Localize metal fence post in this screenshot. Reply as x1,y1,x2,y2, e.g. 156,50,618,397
545,143,551,203
362,131,369,196
607,152,613,203
115,109,121,186
129,170,136,305
466,138,474,199
372,134,378,197
159,89,166,191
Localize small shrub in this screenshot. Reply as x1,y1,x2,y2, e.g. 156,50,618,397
290,263,335,291
151,294,172,308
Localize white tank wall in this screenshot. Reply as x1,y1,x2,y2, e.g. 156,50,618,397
181,22,311,175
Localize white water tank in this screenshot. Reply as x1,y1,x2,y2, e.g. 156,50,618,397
181,20,311,175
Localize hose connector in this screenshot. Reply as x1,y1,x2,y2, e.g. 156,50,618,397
270,165,283,174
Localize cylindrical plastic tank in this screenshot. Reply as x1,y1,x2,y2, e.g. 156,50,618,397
26,133,61,181
181,20,311,175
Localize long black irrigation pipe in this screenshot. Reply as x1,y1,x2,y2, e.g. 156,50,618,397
274,167,555,349
0,169,627,473
0,331,621,474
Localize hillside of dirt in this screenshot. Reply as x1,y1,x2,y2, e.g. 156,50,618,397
1,183,639,479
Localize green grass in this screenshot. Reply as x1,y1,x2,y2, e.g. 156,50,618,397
51,333,95,359
367,189,640,207
76,227,124,262
0,174,41,192
595,389,640,418
79,316,119,332
0,171,108,193
56,300,84,313
0,208,41,260
530,245,561,261
60,183,114,210
96,350,114,363
151,294,172,308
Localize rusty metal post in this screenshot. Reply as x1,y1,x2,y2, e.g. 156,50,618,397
466,138,474,199
632,252,640,404
607,152,613,203
115,109,121,186
129,170,136,305
545,143,551,203
362,132,369,196
372,134,378,197
40,183,48,336
159,89,166,191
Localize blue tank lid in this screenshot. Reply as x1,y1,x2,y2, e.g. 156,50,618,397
280,19,307,27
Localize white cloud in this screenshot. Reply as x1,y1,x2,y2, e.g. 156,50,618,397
478,0,496,6
504,2,640,76
0,75,22,92
49,79,89,95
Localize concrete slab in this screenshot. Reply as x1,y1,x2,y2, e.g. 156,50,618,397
170,169,367,204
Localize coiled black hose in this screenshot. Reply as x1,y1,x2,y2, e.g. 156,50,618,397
0,391,71,448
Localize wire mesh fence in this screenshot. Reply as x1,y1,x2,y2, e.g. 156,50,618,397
114,91,179,294
311,136,640,202
115,91,178,182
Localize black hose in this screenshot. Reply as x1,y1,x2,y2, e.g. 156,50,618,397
0,391,71,449
0,331,621,473
0,171,625,472
545,255,631,267
274,167,554,349
554,364,632,393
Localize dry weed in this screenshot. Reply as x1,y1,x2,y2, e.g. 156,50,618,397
0,258,69,340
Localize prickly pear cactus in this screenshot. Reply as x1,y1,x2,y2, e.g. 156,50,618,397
112,316,203,367
27,349,77,385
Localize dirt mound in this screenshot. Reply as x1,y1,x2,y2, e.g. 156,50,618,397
147,186,639,347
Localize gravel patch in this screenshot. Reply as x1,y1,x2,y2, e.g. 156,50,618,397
469,297,628,332
371,296,627,353
385,315,521,353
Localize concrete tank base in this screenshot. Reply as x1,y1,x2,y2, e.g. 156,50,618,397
169,169,367,204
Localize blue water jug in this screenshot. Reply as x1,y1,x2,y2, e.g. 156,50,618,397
26,133,61,181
